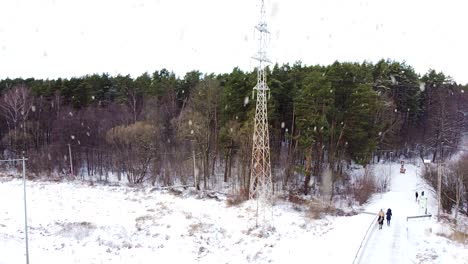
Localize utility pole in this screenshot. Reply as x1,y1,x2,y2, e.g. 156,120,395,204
22,157,29,264
437,161,442,219
68,143,73,177
249,0,273,228
192,140,199,190
0,158,29,264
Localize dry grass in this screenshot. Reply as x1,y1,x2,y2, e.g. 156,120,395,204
287,193,308,205
226,188,249,207
188,222,203,236
280,192,355,219
183,211,193,219
451,229,468,244
435,229,468,244
306,201,339,220
135,215,153,231
156,201,169,211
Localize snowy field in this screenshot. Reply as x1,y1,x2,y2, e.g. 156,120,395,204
1,163,467,263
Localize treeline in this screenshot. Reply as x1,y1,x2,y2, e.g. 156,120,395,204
0,60,467,195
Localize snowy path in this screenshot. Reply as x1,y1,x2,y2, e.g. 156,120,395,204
358,163,423,264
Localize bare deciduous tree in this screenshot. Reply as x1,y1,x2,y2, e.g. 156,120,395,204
0,84,33,152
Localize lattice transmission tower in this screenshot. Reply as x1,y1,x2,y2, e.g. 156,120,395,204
249,0,273,228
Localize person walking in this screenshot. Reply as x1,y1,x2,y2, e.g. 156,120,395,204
386,208,392,226
377,209,385,230
415,191,419,202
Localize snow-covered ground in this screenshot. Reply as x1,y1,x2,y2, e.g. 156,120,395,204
1,162,467,263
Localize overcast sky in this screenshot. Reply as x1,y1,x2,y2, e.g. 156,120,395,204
1,0,467,84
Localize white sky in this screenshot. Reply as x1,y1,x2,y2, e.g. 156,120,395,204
0,0,467,84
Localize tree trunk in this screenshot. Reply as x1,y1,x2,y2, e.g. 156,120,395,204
203,150,209,189
223,152,229,183
303,147,313,195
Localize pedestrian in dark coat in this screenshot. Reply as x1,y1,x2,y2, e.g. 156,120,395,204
386,208,392,226
415,191,418,202
377,209,385,230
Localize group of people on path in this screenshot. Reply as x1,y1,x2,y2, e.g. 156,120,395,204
377,208,392,230
376,190,423,230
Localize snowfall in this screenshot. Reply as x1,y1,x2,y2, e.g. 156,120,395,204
1,162,467,264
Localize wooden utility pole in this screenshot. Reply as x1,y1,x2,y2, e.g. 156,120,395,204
68,144,74,176
1,158,30,264
22,157,29,264
193,147,197,190
437,161,442,219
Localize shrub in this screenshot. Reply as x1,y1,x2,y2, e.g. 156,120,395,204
226,188,249,207
353,167,377,205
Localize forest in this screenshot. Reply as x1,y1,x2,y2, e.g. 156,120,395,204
0,59,467,205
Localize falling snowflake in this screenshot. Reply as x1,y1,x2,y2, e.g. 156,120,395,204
281,122,285,128
419,82,425,92
244,96,249,106
189,120,192,126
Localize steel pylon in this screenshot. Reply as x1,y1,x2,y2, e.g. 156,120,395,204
249,0,273,228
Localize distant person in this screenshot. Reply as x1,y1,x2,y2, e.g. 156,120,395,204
386,208,392,226
415,191,419,202
377,209,385,230
421,191,424,196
